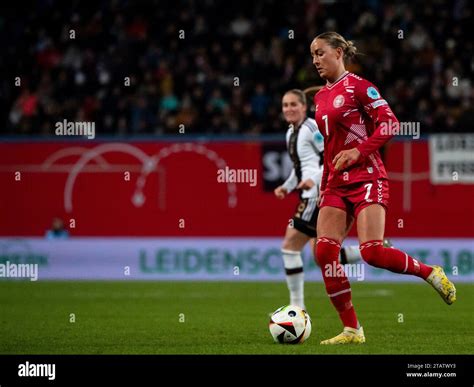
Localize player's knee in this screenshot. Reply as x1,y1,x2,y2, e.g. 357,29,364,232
281,237,297,251
283,227,311,251
315,236,340,266
359,241,384,266
281,249,303,268
309,239,320,266
313,252,320,267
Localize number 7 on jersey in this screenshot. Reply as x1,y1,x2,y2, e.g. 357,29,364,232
322,114,329,135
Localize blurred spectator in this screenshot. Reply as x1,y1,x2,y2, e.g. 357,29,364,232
0,0,472,136
45,218,69,240
251,84,270,121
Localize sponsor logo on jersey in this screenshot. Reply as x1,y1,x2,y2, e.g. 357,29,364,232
367,167,373,173
314,132,324,143
367,87,380,99
333,95,345,108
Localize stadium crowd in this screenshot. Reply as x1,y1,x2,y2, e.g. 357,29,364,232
1,0,472,137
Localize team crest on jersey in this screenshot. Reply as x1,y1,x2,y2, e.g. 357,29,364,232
367,87,380,99
333,95,345,108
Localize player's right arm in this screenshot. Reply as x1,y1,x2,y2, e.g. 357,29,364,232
275,127,299,199
316,168,328,207
354,79,397,158
313,92,328,200
319,150,329,192
296,126,322,190
333,79,397,171
275,168,297,199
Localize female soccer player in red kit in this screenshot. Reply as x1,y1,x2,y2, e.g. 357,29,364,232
310,32,456,344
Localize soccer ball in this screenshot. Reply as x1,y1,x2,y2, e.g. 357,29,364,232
269,305,312,344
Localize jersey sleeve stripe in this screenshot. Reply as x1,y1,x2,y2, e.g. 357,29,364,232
304,119,317,133
367,99,388,109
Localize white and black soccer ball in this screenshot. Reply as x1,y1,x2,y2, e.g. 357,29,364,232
269,305,312,344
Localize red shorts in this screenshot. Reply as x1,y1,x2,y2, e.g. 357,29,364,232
320,179,389,218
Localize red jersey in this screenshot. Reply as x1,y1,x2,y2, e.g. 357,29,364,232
314,72,397,191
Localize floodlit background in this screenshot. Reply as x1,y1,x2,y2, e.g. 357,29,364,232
0,0,472,355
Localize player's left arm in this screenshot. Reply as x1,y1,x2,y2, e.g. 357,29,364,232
334,80,398,171
297,127,323,190
355,80,398,157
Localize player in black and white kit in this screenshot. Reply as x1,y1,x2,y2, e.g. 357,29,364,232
274,89,363,310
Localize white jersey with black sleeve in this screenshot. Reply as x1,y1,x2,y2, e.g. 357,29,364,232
281,117,324,199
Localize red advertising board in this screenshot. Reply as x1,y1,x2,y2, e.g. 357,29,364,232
0,140,473,237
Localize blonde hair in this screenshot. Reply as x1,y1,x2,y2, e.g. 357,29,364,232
314,32,357,61
283,89,307,105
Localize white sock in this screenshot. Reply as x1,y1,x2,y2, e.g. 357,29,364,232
340,245,362,264
282,249,305,309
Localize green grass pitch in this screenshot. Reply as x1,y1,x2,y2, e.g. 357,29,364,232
0,281,472,354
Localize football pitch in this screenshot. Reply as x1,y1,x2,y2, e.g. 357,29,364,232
0,281,472,355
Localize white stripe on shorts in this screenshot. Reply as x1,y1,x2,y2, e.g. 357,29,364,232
302,198,317,221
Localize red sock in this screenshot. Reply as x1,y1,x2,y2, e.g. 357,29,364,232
316,237,359,329
360,240,433,280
